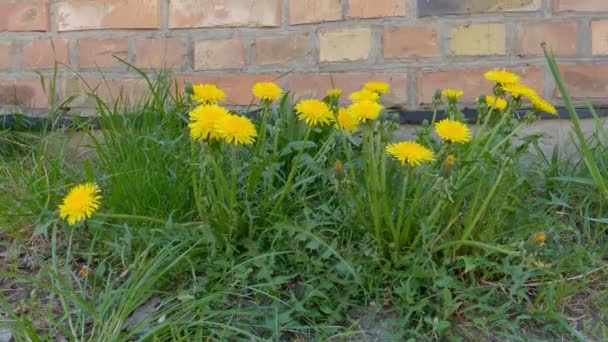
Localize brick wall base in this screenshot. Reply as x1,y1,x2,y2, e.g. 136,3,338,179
1,0,607,112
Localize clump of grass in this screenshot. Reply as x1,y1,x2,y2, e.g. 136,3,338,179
0,52,607,340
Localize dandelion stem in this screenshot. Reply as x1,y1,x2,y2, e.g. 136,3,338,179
489,124,525,154
432,240,520,256
190,141,205,221
475,102,485,127
374,124,392,236
245,104,270,200
394,171,410,246
378,132,388,195
459,119,523,186
95,213,167,225
209,146,230,206
230,145,239,239
271,127,312,214
363,123,383,254
265,122,281,193
256,104,270,155
459,164,507,242
412,200,445,248
479,110,510,153
401,178,424,248
339,131,356,181
231,145,238,207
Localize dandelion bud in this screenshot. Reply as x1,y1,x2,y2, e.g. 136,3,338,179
79,265,91,278
326,88,342,99
444,154,457,168
390,112,400,124
184,83,194,96
334,160,344,177
532,232,546,245
432,89,443,107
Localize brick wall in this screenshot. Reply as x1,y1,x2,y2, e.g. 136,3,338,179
1,0,608,112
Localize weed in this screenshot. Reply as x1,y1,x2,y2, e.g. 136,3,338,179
0,51,606,340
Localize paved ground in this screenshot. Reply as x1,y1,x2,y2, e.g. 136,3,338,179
395,118,607,156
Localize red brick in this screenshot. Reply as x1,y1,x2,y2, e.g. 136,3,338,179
56,0,160,31
255,36,309,66
417,66,544,105
78,39,128,68
136,38,183,69
194,38,246,71
347,0,406,18
289,0,342,24
0,76,144,109
175,74,280,105
557,64,608,98
592,21,608,55
0,78,50,108
169,0,280,28
0,42,13,70
515,22,578,55
23,39,69,70
288,73,407,104
553,0,608,11
383,25,439,58
0,1,49,32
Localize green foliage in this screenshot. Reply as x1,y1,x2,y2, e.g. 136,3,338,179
0,53,607,340
85,71,196,223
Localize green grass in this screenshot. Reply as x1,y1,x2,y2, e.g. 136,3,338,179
0,51,607,341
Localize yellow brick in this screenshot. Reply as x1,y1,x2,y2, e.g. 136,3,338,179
592,20,608,55
319,28,371,62
450,23,506,55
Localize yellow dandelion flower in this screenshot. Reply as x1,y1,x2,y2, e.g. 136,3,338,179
348,100,383,121
442,89,464,102
327,88,342,98
533,232,547,244
530,95,558,115
484,70,520,85
295,99,335,126
58,183,102,226
253,82,283,102
386,141,435,167
350,89,380,103
188,104,230,141
444,154,457,168
435,119,471,144
191,84,226,104
364,81,391,95
336,107,359,133
484,96,508,111
215,114,257,145
502,83,538,99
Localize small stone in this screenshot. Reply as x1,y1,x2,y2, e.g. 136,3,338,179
0,329,12,342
